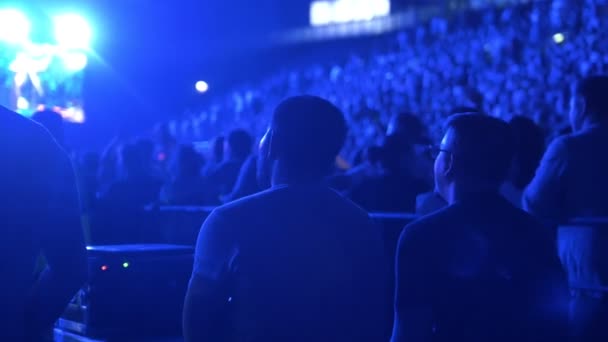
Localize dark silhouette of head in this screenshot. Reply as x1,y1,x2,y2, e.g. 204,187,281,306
570,75,608,131
434,114,515,203
379,134,409,173
507,116,545,189
212,136,225,163
32,110,64,146
120,139,155,179
175,144,205,178
386,112,427,143
226,129,252,161
259,95,347,183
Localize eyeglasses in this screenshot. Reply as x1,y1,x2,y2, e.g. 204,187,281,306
426,145,452,160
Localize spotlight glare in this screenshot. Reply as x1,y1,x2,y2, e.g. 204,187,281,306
553,32,565,44
54,14,92,49
62,52,88,72
195,81,209,93
0,9,31,44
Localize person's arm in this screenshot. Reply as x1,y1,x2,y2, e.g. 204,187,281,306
522,137,569,225
391,224,434,342
183,210,237,342
26,138,87,336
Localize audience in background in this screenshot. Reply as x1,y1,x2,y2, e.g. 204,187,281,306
207,129,253,202
349,134,428,212
167,1,608,162
95,139,164,243
184,96,390,342
335,145,382,192
161,144,210,205
0,106,87,341
202,135,225,177
10,0,608,339
222,153,261,203
153,122,178,177
500,115,545,208
100,140,163,208
392,114,568,341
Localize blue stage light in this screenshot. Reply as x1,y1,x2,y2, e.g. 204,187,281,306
0,9,31,44
53,14,92,49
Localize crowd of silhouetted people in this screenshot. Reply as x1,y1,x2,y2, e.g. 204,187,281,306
3,0,608,341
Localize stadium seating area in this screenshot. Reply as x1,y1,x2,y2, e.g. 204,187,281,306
168,0,608,157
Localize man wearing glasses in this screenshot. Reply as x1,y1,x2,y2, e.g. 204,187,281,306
392,114,568,342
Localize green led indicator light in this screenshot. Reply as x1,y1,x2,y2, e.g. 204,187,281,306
122,262,129,268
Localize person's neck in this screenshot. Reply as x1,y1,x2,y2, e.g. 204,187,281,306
445,182,501,205
271,161,325,187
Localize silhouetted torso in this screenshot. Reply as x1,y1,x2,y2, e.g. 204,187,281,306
192,184,390,341
395,193,568,341
525,123,608,223
0,108,77,340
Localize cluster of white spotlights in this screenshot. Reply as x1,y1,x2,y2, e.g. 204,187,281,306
0,9,30,44
53,13,92,49
0,9,92,49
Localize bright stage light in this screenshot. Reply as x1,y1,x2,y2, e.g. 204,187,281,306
62,52,88,72
0,9,31,44
195,81,209,93
53,14,92,48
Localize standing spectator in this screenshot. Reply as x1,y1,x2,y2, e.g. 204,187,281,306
392,114,568,341
0,106,87,341
524,76,608,340
184,96,390,342
524,76,608,225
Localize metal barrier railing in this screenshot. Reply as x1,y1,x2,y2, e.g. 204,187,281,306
147,206,608,293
